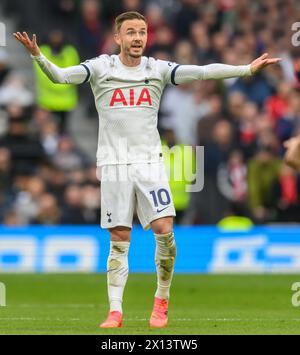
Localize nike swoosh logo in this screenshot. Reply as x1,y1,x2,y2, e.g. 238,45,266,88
156,206,169,213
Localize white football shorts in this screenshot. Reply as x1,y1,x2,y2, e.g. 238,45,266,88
99,162,176,230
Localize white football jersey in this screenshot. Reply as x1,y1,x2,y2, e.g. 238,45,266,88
33,51,251,166
32,51,251,167
82,54,178,166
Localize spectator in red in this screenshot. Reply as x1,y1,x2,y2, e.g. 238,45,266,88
264,82,291,126
272,164,300,222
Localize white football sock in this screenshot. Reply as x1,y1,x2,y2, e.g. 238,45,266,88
107,241,130,313
154,232,176,300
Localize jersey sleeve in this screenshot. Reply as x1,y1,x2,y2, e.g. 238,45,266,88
156,60,251,86
156,60,181,86
79,59,95,83
79,55,108,84
170,63,252,85
31,52,93,84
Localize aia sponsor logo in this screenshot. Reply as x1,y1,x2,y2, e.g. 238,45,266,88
109,88,152,107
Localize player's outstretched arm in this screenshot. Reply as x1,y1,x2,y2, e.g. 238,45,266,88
13,31,90,85
284,136,300,171
13,31,40,56
249,53,282,74
170,53,281,85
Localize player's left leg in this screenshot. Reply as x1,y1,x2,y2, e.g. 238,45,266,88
134,162,176,327
149,216,176,328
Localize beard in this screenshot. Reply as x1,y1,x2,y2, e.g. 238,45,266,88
129,52,142,58
124,44,144,58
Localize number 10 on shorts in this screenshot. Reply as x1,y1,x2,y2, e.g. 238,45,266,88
150,188,171,211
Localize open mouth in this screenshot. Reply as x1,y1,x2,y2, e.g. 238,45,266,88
131,45,142,49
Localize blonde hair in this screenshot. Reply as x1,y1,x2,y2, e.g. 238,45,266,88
115,11,147,32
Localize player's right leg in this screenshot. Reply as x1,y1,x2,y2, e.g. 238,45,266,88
98,164,135,328
99,226,131,329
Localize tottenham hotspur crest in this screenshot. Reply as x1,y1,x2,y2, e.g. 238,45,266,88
106,212,112,223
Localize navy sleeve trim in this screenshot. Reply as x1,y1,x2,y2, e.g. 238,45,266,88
81,63,91,83
171,64,181,86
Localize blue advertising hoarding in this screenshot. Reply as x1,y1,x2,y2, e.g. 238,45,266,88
0,225,300,273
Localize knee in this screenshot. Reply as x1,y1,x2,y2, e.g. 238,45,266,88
151,217,173,235
109,226,131,242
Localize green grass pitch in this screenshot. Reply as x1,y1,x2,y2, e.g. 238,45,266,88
0,274,299,334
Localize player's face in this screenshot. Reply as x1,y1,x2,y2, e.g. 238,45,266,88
115,19,147,59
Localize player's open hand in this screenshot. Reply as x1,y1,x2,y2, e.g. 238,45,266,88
250,53,281,74
13,31,40,56
284,135,300,171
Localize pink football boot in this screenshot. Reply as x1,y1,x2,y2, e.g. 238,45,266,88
99,311,122,328
149,297,169,328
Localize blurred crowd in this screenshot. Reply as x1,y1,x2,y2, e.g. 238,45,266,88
1,0,300,226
